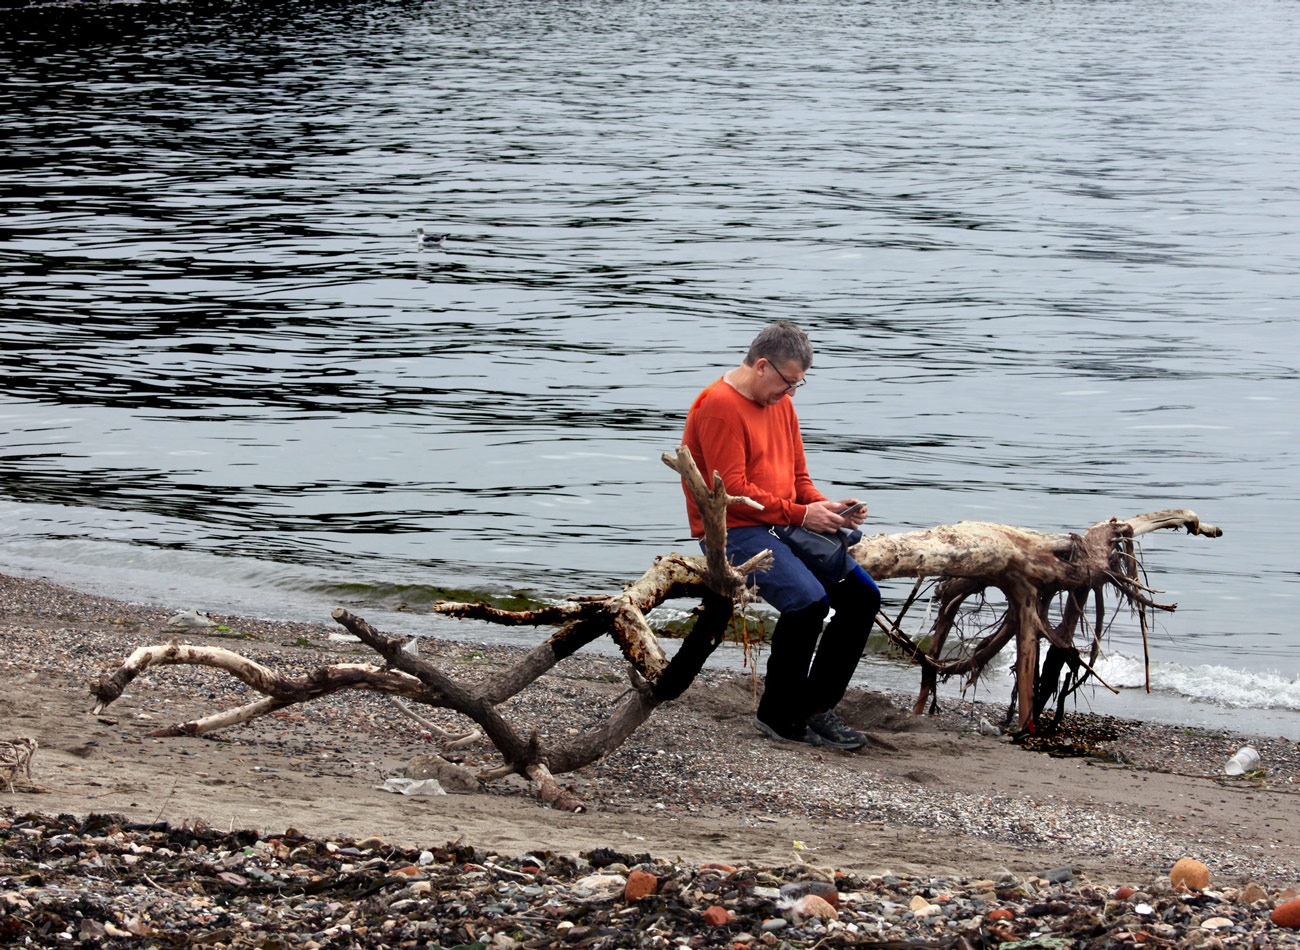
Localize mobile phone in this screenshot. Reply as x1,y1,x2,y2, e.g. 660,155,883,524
840,502,866,518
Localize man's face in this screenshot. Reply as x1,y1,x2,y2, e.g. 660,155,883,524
756,358,805,406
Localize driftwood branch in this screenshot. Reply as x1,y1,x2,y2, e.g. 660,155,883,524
1,738,37,792
90,441,1222,806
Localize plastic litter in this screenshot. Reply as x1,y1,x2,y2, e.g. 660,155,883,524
1224,746,1261,776
375,777,447,796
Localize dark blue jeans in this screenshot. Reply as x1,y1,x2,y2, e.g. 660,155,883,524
703,525,882,729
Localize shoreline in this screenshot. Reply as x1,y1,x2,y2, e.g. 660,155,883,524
3,569,1300,945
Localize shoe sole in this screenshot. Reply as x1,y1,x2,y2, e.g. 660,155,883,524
753,717,823,746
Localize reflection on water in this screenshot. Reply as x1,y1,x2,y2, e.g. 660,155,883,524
1,1,1298,727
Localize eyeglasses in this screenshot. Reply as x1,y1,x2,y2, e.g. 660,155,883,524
768,361,806,393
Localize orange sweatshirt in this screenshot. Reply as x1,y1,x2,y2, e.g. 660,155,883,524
681,377,826,538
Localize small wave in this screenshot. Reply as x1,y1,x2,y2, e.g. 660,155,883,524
1096,654,1300,711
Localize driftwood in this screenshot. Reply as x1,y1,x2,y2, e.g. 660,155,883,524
89,446,1221,808
847,510,1222,732
1,737,38,792
90,448,766,811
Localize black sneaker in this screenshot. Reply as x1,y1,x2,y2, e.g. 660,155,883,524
808,711,868,750
753,716,824,746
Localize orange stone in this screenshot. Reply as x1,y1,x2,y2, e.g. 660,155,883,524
1272,898,1300,929
702,905,732,926
700,862,737,874
393,865,421,876
624,870,659,902
796,894,838,921
1114,886,1138,900
1170,858,1210,891
988,908,1015,921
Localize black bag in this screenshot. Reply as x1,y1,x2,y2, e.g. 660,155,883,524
768,523,862,581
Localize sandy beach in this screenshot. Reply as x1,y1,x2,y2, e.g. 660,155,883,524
3,570,1299,946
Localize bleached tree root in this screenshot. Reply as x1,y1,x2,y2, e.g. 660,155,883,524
850,510,1223,732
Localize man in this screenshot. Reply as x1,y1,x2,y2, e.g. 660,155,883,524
681,322,881,750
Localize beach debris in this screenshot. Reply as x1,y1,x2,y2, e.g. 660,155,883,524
1225,745,1262,775
1,811,1298,949
374,777,446,796
167,607,217,628
0,738,37,792
1171,857,1211,891
402,753,480,793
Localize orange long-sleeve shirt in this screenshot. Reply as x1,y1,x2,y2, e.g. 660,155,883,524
681,377,826,538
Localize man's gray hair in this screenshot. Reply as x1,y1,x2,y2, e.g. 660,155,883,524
744,322,813,370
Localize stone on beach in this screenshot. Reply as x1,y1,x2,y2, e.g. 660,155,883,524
623,869,658,902
1239,882,1269,904
909,894,942,918
403,753,481,794
1171,858,1211,891
779,879,839,907
788,894,837,921
573,873,624,894
1273,898,1300,929
701,905,731,926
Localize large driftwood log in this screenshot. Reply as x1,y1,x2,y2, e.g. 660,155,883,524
89,446,1221,807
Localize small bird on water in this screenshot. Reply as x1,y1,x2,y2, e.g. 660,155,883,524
416,227,448,250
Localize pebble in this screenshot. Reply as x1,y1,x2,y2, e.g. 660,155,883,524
623,869,658,901
702,905,731,926
1172,857,1211,891
1274,898,1300,929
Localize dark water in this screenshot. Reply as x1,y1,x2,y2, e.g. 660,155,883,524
2,0,1298,734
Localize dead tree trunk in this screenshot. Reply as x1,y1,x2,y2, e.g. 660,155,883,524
89,445,1221,807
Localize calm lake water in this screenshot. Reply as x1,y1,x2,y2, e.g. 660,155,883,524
2,0,1298,737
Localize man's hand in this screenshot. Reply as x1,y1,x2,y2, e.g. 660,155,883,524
802,499,867,533
837,498,868,528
